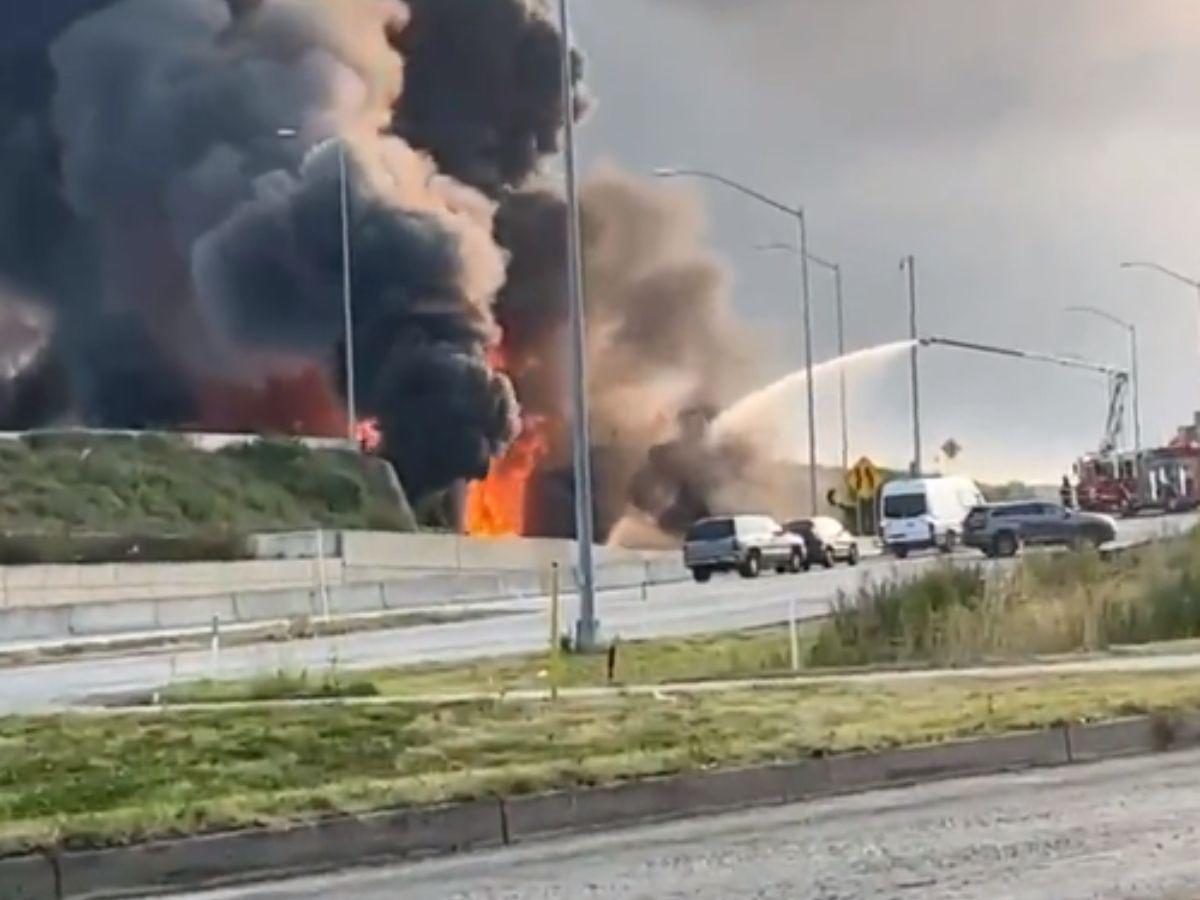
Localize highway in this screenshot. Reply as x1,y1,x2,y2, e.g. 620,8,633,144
0,513,1190,714
160,749,1200,900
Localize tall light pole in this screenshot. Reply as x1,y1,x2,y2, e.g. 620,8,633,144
557,0,599,651
1065,305,1142,485
655,167,819,515
277,128,357,443
901,255,922,476
759,243,849,474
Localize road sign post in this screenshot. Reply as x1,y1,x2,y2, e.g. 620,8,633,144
846,457,881,536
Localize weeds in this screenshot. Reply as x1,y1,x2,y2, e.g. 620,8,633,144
809,531,1200,667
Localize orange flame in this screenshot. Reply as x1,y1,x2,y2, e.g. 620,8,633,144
465,415,550,537
356,417,384,454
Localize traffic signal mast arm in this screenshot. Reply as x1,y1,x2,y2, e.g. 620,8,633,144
918,336,1127,378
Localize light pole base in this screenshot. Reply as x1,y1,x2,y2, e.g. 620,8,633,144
573,618,604,654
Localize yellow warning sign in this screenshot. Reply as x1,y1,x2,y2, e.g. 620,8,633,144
846,456,882,501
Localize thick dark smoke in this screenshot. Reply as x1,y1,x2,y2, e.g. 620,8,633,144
394,0,582,194
0,0,768,542
0,0,574,496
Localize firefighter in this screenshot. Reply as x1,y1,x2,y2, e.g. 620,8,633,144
1060,475,1074,509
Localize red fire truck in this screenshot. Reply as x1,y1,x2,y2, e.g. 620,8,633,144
1075,436,1200,516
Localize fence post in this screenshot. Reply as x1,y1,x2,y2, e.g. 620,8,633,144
789,597,800,672
315,529,331,622
549,562,561,700
210,615,221,675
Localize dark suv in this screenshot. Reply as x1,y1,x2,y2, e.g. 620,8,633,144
963,502,1117,558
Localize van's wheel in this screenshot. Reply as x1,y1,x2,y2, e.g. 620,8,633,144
993,531,1019,558
692,567,712,584
739,551,762,579
788,548,805,574
822,547,836,569
894,546,909,560
848,544,861,567
940,531,958,554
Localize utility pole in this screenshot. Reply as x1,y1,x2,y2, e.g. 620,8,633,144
557,0,599,651
902,255,922,477
795,210,819,514
338,143,357,443
833,263,848,473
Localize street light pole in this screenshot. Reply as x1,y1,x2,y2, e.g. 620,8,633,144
760,244,849,473
1065,305,1142,486
901,255,922,476
655,167,819,515
338,143,357,442
557,0,599,651
277,128,357,444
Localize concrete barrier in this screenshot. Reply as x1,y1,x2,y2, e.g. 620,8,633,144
1066,716,1168,762
0,559,338,610
505,764,808,843
827,728,1070,790
53,800,504,900
0,853,54,900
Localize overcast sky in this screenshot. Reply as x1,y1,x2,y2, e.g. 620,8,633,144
573,0,1200,482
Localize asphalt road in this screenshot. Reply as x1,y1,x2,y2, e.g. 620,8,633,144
0,513,1191,714
160,749,1200,900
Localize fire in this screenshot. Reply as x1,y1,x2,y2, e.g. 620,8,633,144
356,417,384,454
198,365,348,438
465,415,550,537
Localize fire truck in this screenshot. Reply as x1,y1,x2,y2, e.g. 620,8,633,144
1074,373,1200,514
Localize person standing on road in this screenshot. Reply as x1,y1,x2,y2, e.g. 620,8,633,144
1060,475,1075,509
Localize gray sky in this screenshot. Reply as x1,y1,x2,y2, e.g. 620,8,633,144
573,0,1200,482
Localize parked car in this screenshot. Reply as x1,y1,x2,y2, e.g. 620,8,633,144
879,476,984,558
683,515,807,582
962,501,1118,558
784,516,860,568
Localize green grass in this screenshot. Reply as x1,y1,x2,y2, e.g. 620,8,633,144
161,626,821,705
805,531,1200,667
6,671,1200,853
0,434,415,560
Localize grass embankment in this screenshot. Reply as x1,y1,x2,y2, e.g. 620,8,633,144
810,532,1200,667
0,434,415,562
5,671,1200,853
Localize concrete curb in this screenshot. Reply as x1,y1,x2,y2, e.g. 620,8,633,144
4,713,1196,899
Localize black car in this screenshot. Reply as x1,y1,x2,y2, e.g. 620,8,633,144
784,517,861,568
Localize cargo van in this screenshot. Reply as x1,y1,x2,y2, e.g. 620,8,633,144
879,476,984,558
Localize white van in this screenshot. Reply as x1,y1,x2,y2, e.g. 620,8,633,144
879,476,984,558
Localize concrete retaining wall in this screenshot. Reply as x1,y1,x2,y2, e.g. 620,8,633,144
0,557,687,645
6,715,1197,899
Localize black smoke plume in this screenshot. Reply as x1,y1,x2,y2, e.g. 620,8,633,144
0,0,577,497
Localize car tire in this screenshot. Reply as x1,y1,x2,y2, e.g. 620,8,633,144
893,546,909,560
822,547,836,569
848,544,860,567
993,531,1019,559
788,548,805,574
739,551,762,579
940,531,958,554
692,568,712,584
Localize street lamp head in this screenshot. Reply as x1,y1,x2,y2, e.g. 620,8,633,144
275,127,299,139
652,167,681,179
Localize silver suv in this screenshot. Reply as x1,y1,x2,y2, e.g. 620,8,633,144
684,515,807,582
963,502,1117,558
